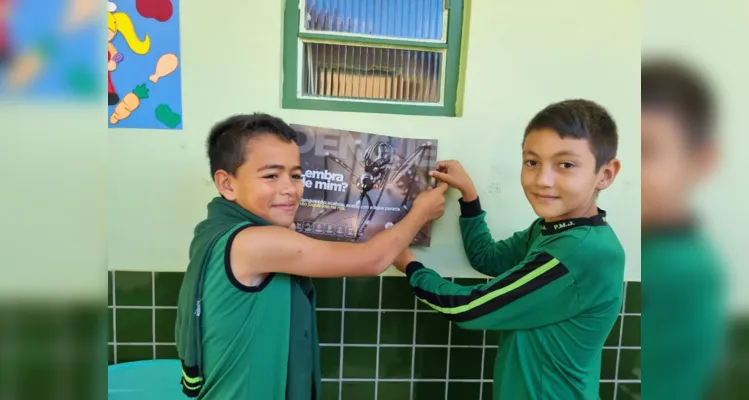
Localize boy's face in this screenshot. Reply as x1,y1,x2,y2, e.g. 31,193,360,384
215,134,304,227
641,108,715,225
521,128,619,222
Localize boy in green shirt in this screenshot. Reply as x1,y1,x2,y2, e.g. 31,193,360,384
641,59,726,400
174,113,447,399
392,99,625,399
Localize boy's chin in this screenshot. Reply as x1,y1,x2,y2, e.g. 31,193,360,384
530,204,564,221
267,211,297,227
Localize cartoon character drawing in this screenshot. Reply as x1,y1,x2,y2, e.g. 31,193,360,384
107,1,150,105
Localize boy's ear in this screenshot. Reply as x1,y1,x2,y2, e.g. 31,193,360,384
595,158,621,191
692,141,720,183
214,170,238,201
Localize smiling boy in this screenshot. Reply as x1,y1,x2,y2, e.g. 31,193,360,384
392,99,625,399
175,113,447,399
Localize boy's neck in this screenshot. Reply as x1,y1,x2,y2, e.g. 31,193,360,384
544,201,600,223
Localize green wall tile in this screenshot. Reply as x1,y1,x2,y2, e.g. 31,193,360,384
625,281,641,313
486,330,500,345
413,382,445,399
343,312,378,344
317,311,342,344
605,316,621,346
600,349,617,380
108,345,114,365
482,383,493,400
155,344,178,359
378,346,412,379
381,277,416,310
108,272,113,306
484,346,497,379
313,278,343,308
449,347,483,379
621,315,641,347
341,382,374,400
599,382,615,400
115,309,153,343
380,311,414,345
154,272,183,306
616,383,641,400
617,349,641,380
345,277,380,309
116,345,153,363
321,382,339,399
415,312,449,345
413,347,447,379
319,345,340,379
451,322,484,346
448,382,480,400
342,346,376,379
377,382,410,399
108,308,114,342
155,308,177,342
114,271,152,306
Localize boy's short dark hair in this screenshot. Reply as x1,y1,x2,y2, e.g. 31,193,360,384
641,57,715,145
523,99,618,170
207,113,298,177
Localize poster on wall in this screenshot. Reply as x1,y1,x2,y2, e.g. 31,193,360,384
0,0,99,101
107,0,182,129
292,124,438,247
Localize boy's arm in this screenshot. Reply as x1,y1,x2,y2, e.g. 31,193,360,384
459,196,534,277
230,207,432,279
404,252,579,331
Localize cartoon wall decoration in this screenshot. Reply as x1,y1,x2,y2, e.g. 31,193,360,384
0,0,98,100
107,0,182,129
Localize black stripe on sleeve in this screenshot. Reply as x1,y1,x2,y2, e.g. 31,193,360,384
412,252,569,323
406,261,425,278
459,196,483,218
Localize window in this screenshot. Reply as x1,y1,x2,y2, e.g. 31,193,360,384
282,0,466,117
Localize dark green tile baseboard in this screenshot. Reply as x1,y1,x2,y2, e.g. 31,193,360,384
108,272,642,400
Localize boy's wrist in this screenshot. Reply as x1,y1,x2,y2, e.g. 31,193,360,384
461,187,478,202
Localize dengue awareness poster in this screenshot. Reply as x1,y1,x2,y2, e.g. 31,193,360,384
291,124,439,247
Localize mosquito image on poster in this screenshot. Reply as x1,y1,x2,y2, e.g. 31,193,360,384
292,123,439,247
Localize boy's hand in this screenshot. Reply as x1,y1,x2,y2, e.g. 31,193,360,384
429,160,478,202
393,247,417,273
411,182,448,223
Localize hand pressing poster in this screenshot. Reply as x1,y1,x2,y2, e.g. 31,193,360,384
292,124,438,246
107,0,182,129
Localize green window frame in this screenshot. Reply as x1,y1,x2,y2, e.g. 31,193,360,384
282,0,468,117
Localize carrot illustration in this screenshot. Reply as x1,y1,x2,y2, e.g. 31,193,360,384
109,83,149,124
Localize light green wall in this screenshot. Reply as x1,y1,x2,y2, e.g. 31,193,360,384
107,0,641,280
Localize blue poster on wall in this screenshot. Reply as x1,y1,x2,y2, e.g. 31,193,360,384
0,0,99,102
108,0,182,130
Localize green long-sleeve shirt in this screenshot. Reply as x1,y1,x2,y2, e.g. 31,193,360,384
642,224,726,400
406,198,625,399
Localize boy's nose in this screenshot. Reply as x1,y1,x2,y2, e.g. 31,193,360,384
535,167,555,188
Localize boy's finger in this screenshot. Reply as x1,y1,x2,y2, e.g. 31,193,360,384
429,170,453,185
436,160,453,170
434,182,449,193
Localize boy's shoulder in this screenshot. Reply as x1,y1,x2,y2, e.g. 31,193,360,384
533,221,625,270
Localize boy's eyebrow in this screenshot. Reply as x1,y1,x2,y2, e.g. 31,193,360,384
257,164,303,171
257,164,284,171
523,150,581,158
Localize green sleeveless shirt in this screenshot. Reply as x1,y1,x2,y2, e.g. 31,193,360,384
197,222,321,399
